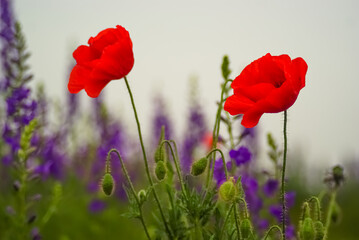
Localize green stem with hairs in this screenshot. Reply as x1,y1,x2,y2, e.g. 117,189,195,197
324,190,337,239
124,77,172,238
219,203,234,240
264,225,284,240
107,149,151,240
206,148,229,181
159,140,187,198
281,110,288,239
205,79,232,189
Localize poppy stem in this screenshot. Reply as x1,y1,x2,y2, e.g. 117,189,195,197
124,76,172,238
281,110,288,240
107,149,151,240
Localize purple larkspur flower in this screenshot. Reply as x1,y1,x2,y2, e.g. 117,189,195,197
152,95,173,142
286,225,296,239
229,146,251,166
285,191,296,208
31,227,41,240
88,199,107,213
257,218,269,231
213,158,232,185
181,103,207,173
0,0,15,43
34,136,65,180
242,175,262,213
269,204,282,223
263,179,279,197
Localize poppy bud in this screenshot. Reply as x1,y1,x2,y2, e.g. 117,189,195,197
155,161,167,181
101,173,115,196
138,189,147,205
219,177,237,202
154,146,165,163
191,157,208,176
314,221,325,240
240,218,253,239
300,217,315,240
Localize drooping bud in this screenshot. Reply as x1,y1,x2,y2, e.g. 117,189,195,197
101,173,115,196
314,221,325,240
154,126,166,163
300,217,315,240
138,189,147,205
240,218,253,239
219,177,237,202
155,161,167,181
191,157,208,176
332,165,344,187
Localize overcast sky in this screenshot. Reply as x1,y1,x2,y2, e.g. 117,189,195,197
14,0,359,169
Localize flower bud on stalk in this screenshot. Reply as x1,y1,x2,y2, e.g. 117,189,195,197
101,173,115,196
240,218,253,239
138,189,147,205
300,218,315,240
191,157,208,176
155,161,167,181
219,177,237,202
314,221,325,240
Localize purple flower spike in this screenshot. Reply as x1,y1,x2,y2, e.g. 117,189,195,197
229,146,251,166
263,179,279,197
269,204,283,223
285,191,296,208
286,225,296,239
88,199,107,213
213,158,231,185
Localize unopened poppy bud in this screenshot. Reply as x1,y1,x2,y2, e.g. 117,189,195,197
314,221,325,240
219,177,237,202
155,161,167,181
240,218,253,239
154,146,165,163
191,157,208,176
332,165,344,187
101,173,115,196
138,189,147,204
300,217,315,240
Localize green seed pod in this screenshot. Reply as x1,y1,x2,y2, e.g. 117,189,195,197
191,157,208,176
155,161,167,181
314,221,325,240
219,177,237,202
138,189,147,204
240,218,253,239
101,173,115,196
300,217,315,240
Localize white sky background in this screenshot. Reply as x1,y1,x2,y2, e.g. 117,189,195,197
15,0,359,169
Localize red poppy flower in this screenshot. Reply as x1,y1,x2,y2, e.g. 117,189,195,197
224,53,307,128
68,25,134,98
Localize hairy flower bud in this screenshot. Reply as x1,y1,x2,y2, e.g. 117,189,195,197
219,177,237,202
314,221,325,240
240,218,253,239
154,146,165,163
138,189,147,205
191,157,208,176
300,217,315,240
101,173,115,196
155,161,167,181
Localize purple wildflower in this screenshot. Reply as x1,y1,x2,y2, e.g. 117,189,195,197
269,204,283,223
286,225,296,239
229,146,251,166
88,199,107,213
263,179,279,197
213,158,232,185
31,227,41,240
181,103,207,173
285,191,296,208
242,175,262,214
152,95,173,142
